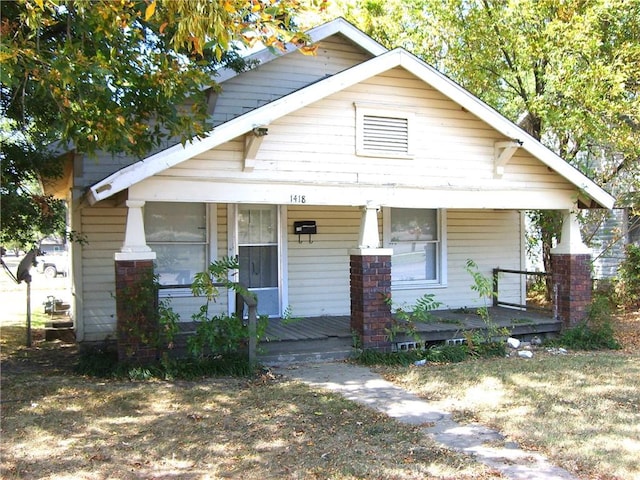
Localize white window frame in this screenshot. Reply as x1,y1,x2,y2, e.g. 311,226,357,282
354,102,415,159
383,207,447,289
227,204,287,318
145,202,217,297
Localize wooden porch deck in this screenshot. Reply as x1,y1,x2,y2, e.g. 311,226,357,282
258,307,560,365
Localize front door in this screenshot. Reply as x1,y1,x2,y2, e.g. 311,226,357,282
237,205,280,316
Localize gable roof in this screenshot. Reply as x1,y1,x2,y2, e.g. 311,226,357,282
214,18,388,84
87,25,614,209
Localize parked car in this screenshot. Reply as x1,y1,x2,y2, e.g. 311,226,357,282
36,248,69,278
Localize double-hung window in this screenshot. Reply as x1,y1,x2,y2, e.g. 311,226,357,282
385,208,444,287
144,202,207,286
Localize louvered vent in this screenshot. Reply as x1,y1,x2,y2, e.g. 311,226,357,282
362,115,409,154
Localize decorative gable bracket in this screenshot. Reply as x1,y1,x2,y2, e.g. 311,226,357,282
244,126,269,172
494,140,522,177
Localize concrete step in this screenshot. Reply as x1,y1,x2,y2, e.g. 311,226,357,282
258,337,354,366
45,327,75,342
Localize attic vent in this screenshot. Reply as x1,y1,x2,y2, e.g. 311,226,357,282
362,115,409,154
355,103,415,158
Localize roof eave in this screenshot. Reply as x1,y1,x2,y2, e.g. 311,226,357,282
396,52,615,209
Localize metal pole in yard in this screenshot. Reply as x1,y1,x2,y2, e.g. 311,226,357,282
26,279,32,347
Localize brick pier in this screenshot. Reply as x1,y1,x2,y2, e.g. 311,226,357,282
552,254,592,328
550,211,593,329
350,250,393,351
115,259,158,363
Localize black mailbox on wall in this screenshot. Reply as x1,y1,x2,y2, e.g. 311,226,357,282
294,220,317,243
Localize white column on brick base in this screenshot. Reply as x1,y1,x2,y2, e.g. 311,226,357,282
115,200,156,261
551,210,591,255
359,202,381,249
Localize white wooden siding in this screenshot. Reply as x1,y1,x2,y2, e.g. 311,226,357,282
392,209,524,310
140,67,578,209
78,201,525,341
286,206,361,316
80,202,232,342
588,208,626,279
283,207,524,317
77,35,372,189
79,203,126,342
211,36,373,126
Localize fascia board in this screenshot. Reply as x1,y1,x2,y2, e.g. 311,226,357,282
88,50,405,204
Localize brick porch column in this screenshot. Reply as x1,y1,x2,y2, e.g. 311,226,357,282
115,259,158,363
349,203,394,351
350,249,394,351
115,200,157,363
550,210,592,328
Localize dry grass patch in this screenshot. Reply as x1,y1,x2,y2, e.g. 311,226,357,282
377,347,640,480
613,309,640,352
1,328,502,479
0,374,504,479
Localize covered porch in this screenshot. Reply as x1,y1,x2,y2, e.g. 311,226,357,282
258,306,559,365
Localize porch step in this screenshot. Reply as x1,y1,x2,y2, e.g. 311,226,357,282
45,327,75,342
44,320,74,329
258,337,354,366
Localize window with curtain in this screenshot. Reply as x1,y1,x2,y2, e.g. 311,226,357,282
145,202,207,285
387,208,441,284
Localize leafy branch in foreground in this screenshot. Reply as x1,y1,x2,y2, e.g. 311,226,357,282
187,256,268,358
383,293,442,342
1,0,325,245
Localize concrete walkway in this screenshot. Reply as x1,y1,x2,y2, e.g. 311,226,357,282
274,362,578,480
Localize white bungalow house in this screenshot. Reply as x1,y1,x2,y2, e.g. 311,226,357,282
54,19,614,355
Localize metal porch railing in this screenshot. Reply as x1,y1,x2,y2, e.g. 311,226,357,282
492,268,551,312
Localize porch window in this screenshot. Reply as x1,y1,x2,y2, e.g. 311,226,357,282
355,103,415,158
145,202,207,285
385,208,443,286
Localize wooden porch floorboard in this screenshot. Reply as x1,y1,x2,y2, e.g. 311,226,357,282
261,307,559,344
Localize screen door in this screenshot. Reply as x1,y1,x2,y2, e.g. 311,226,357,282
237,205,279,316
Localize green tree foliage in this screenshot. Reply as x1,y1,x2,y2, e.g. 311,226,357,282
1,137,67,246
330,0,640,290
1,0,322,247
336,0,639,173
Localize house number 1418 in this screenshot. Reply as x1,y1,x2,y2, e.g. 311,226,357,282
290,194,306,204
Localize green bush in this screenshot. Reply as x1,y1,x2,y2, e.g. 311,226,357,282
552,295,620,350
186,257,268,359
75,347,254,379
354,348,424,366
615,244,640,309
352,340,504,366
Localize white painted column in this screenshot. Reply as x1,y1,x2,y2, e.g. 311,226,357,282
115,200,156,261
550,210,591,255
358,203,381,249
350,203,393,256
